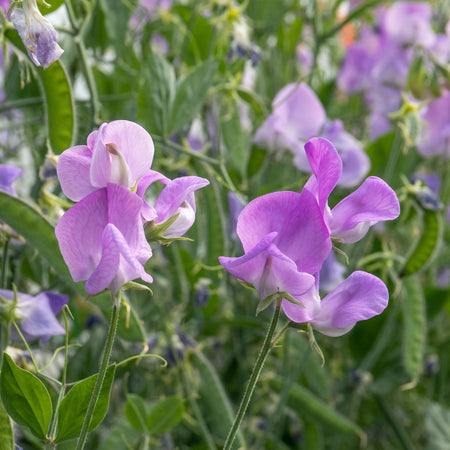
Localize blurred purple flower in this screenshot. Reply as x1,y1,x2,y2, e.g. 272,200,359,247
55,183,153,296
417,92,450,159
57,120,155,201
318,251,346,293
0,164,23,196
253,83,369,186
282,271,389,337
0,289,68,344
141,0,171,16
137,170,209,238
303,138,400,243
11,0,63,69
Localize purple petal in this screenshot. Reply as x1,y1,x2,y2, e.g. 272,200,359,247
219,232,315,301
319,251,347,293
330,176,400,243
281,285,320,324
311,271,389,337
303,137,342,214
90,123,114,188
136,170,169,222
236,190,331,274
57,145,96,201
0,164,23,196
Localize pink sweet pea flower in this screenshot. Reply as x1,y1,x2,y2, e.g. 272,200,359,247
281,271,389,337
55,183,153,296
253,83,369,186
0,289,68,344
303,137,400,243
219,189,331,302
11,0,64,69
137,170,210,238
57,120,155,201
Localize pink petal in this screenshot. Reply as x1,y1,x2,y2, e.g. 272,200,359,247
57,145,96,201
312,271,389,336
330,176,400,243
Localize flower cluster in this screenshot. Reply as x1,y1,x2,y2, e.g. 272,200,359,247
338,1,450,148
219,137,400,337
55,120,209,296
10,0,64,69
253,82,370,188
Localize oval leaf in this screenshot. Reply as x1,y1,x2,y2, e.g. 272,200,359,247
55,364,116,442
146,396,185,435
125,394,148,433
0,191,84,295
0,353,52,440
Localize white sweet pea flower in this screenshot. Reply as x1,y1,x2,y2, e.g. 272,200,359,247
11,0,63,69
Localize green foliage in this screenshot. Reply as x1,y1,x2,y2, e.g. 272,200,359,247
55,365,116,442
0,354,52,440
0,397,14,450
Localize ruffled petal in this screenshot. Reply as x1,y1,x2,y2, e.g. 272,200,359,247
57,145,95,201
303,137,342,214
330,176,400,243
312,271,389,336
55,188,108,282
236,190,331,273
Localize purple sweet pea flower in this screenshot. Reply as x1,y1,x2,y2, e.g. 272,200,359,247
137,170,210,238
318,251,346,293
282,271,389,337
57,120,155,202
55,183,153,296
303,138,400,243
11,0,64,69
253,83,369,186
219,189,331,302
0,289,68,344
417,92,450,159
0,164,23,196
383,1,435,48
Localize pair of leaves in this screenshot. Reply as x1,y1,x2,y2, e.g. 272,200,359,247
138,51,218,137
125,395,185,436
0,353,115,442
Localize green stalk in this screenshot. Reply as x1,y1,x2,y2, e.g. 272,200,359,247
75,293,121,450
223,298,282,450
1,238,9,289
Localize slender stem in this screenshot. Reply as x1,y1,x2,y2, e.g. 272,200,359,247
1,238,10,289
223,299,282,450
75,293,121,450
11,320,40,372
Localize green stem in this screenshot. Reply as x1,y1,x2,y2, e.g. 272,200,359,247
1,238,10,289
223,299,282,450
75,293,120,450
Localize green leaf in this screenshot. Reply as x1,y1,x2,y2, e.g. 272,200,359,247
0,192,84,295
38,0,66,14
55,365,116,442
0,353,52,439
168,59,218,135
269,378,364,438
37,61,76,154
401,209,442,277
146,397,185,435
401,276,426,385
0,397,14,450
125,394,148,433
425,401,450,450
192,351,245,447
138,51,176,137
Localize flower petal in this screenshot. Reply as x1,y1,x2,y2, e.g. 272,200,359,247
57,145,95,201
330,176,400,243
312,271,389,336
0,164,23,196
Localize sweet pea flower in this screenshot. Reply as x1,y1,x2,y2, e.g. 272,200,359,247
10,0,64,69
253,82,369,186
57,120,154,201
281,271,389,337
0,164,23,196
303,138,400,243
137,170,210,238
219,189,331,302
55,183,153,296
0,289,68,344
417,92,450,159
